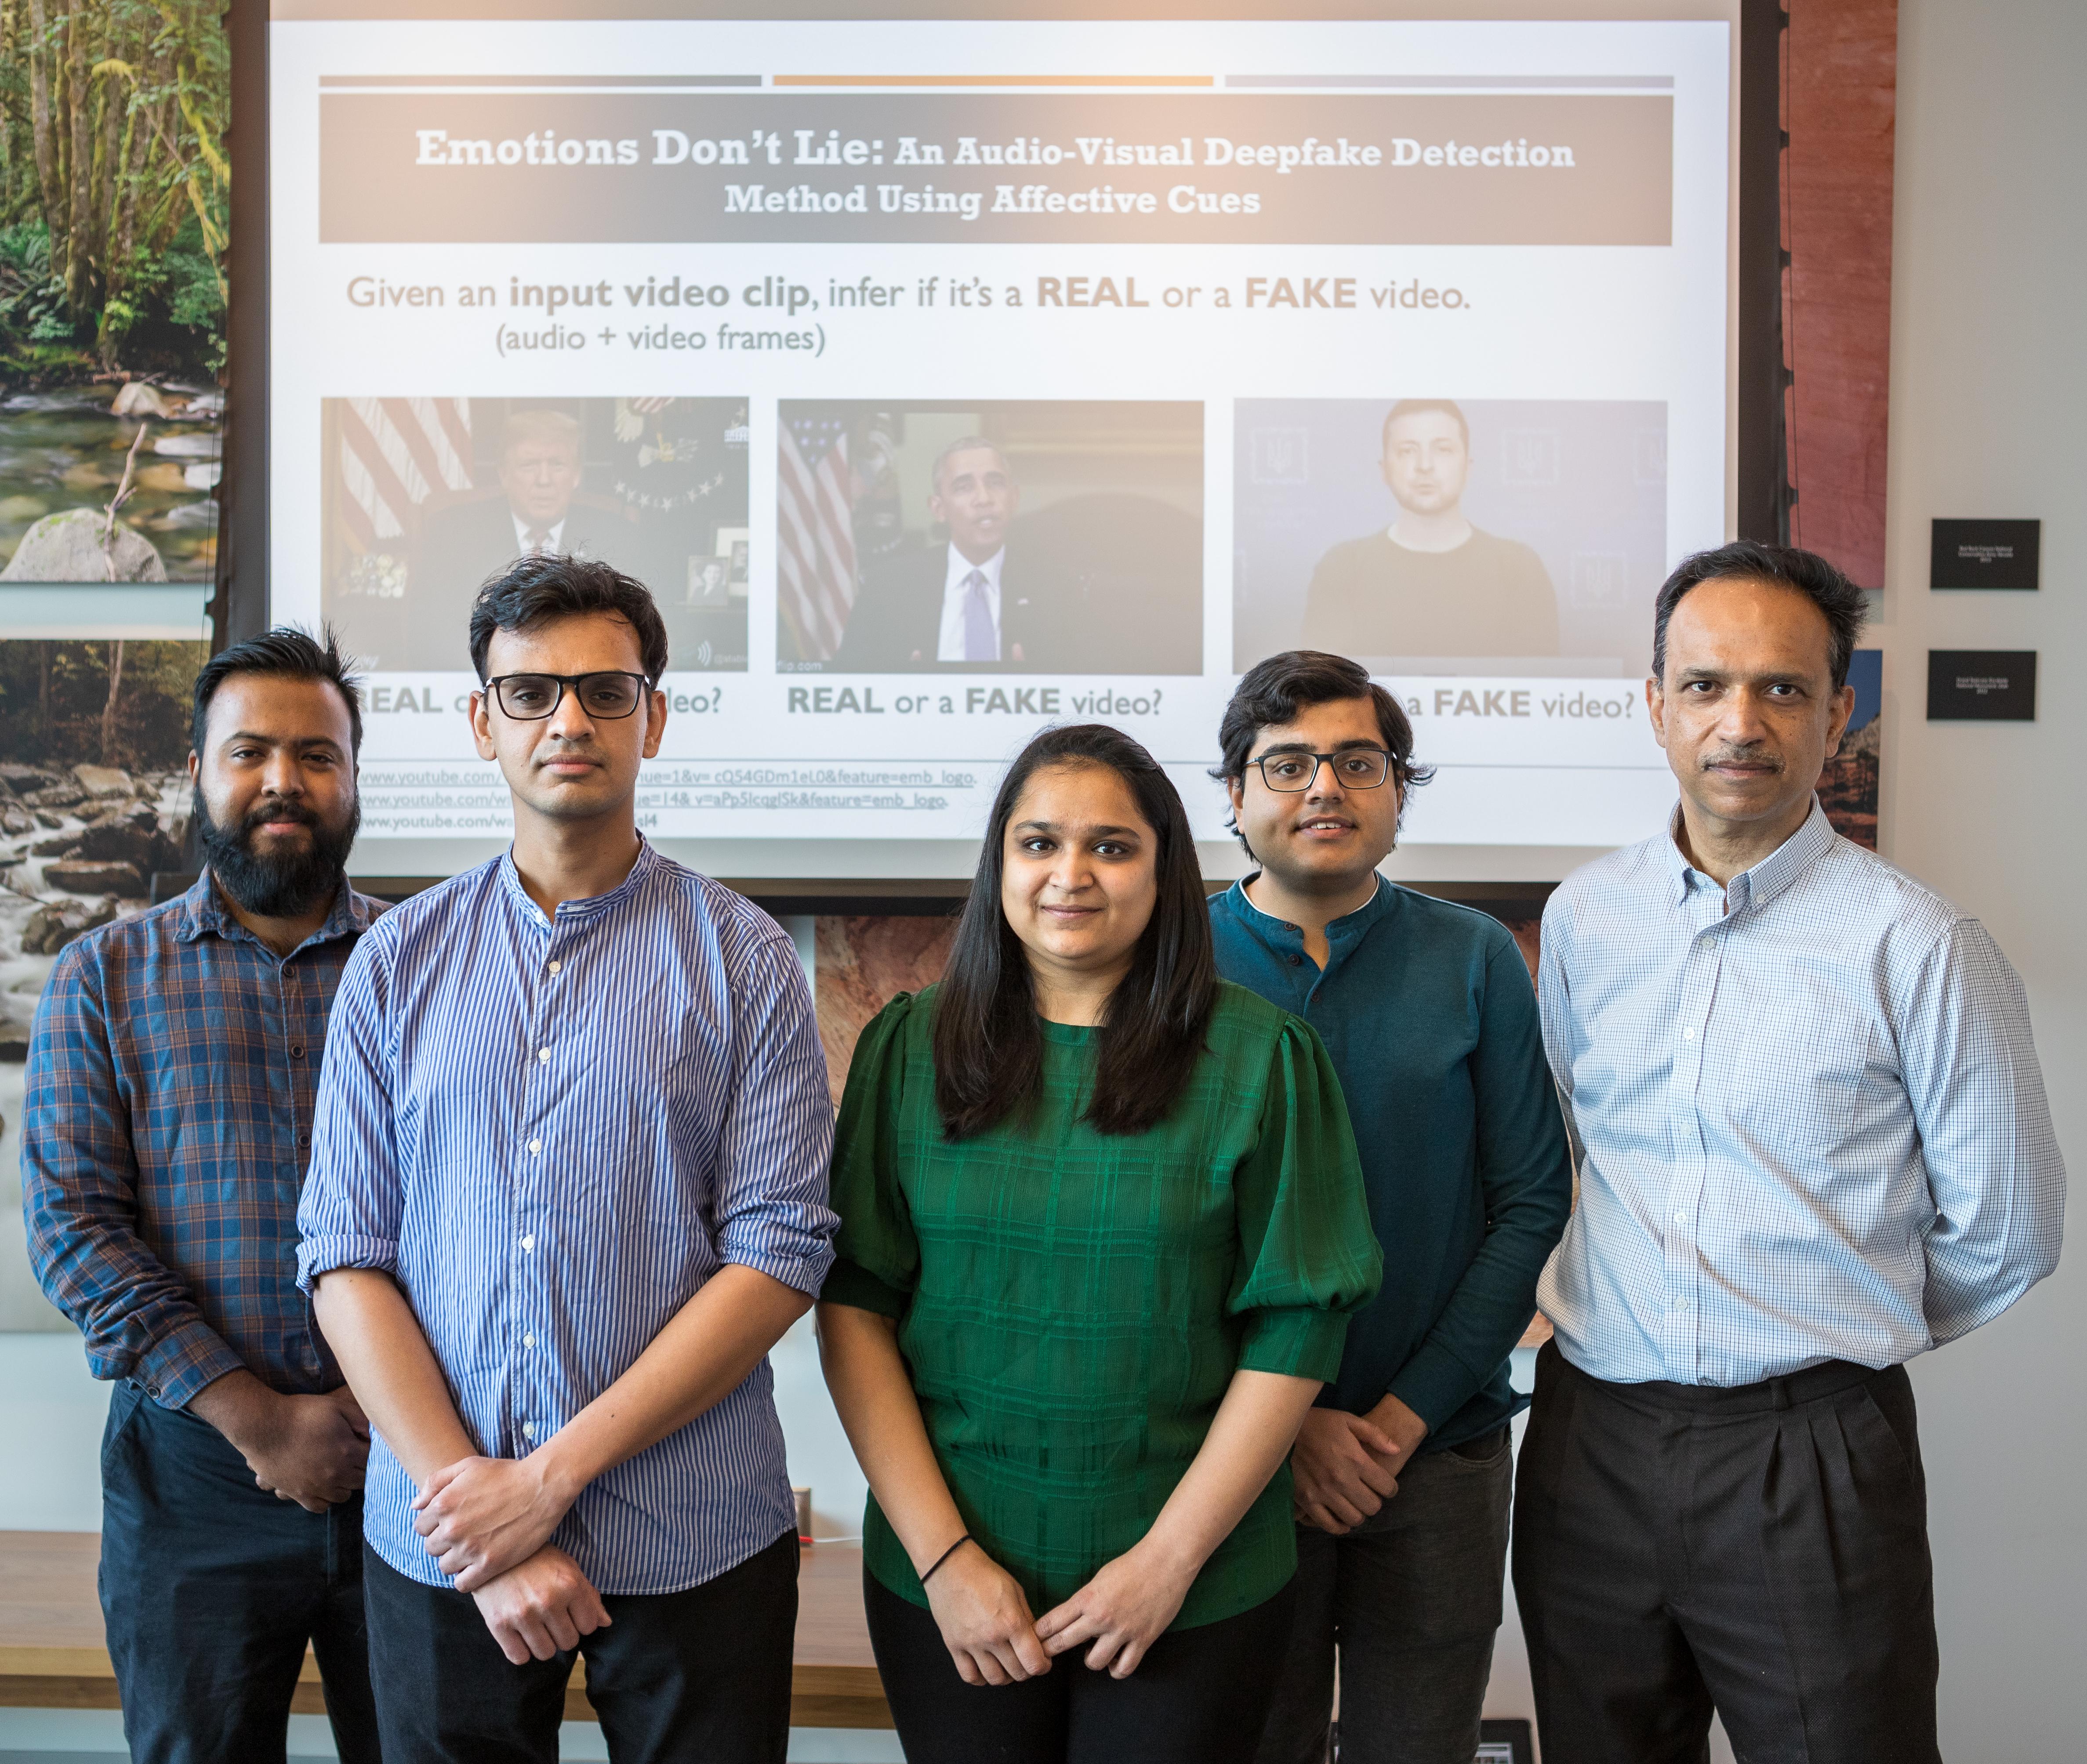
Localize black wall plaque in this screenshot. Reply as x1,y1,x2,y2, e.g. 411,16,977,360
1930,518,2040,590
1927,650,2037,721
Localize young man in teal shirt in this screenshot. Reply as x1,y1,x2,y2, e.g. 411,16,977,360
1209,651,1573,1764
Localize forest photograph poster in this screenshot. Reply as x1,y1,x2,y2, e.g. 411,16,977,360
0,0,228,1328
0,0,227,586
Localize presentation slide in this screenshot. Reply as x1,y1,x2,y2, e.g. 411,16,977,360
268,9,1734,874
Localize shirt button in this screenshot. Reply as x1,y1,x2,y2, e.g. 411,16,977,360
521,1234,535,1253
1286,953,1303,967
528,1139,541,1155
1670,1296,1689,1311
1673,1210,1688,1224
548,960,562,975
522,1421,536,1440
297,1130,312,1150
1682,1027,1696,1040
523,1333,535,1349
290,1043,305,1059
537,1047,551,1063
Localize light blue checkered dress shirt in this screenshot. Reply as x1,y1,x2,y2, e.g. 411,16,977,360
297,841,838,1594
1537,801,2064,1387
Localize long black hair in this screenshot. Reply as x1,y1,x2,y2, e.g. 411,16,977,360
933,724,1217,1140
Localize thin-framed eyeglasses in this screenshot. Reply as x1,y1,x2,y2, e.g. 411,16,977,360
483,671,651,721
1247,748,1395,792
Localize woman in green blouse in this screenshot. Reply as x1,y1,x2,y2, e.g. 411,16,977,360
818,723,1382,1764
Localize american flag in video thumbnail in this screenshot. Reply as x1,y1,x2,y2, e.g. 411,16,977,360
778,411,857,662
338,398,474,549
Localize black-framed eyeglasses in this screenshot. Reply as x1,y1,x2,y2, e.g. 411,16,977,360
1247,748,1395,792
483,671,650,721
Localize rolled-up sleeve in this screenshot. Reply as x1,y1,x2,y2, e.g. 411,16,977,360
23,944,244,1409
821,992,919,1319
1230,1018,1384,1385
298,931,405,1289
712,932,839,1298
1900,918,2066,1342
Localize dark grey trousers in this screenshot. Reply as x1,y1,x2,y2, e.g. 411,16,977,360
1254,1424,1514,1764
1512,1342,1940,1764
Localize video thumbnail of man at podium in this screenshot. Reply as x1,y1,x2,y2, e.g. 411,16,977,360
777,401,1203,677
320,395,749,674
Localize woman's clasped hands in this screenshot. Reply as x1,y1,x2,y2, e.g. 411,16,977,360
926,1536,1196,1685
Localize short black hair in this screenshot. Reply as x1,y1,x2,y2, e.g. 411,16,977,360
467,553,669,684
1212,650,1434,853
192,625,363,757
1381,398,1469,453
1652,541,1867,690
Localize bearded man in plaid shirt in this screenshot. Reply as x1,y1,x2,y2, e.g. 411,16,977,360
25,628,384,1764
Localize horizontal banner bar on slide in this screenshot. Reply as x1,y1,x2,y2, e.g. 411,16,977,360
319,91,1673,246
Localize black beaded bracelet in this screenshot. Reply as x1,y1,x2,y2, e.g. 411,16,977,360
920,1533,974,1586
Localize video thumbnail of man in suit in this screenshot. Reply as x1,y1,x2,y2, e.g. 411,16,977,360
778,401,1203,675
1234,397,1669,679
321,396,749,672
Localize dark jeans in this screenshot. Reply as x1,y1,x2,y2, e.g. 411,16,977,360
1253,1424,1513,1764
98,1378,379,1764
362,1529,799,1764
1513,1341,1940,1764
866,1565,1296,1764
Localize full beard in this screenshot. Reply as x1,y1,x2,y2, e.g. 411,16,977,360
194,786,360,920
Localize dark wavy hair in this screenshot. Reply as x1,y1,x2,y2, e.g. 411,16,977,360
1652,541,1867,689
467,552,670,685
1211,650,1433,855
933,724,1216,1140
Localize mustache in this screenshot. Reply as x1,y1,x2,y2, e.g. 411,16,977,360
1700,748,1783,771
240,797,319,829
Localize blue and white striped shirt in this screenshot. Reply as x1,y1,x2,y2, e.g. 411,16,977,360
1538,801,2064,1387
297,841,837,1594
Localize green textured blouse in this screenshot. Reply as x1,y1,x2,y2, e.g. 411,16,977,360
823,979,1383,1631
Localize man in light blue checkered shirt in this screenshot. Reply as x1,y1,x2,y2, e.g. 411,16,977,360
1514,542,2064,1764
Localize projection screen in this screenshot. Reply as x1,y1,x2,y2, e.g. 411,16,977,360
265,2,1746,884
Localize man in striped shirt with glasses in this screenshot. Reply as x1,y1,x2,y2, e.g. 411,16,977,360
300,555,838,1764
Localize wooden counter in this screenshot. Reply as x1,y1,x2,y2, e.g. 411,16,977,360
0,1531,890,1728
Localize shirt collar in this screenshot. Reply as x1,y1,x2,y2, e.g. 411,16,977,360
944,545,1005,595
1223,872,1392,960
497,834,661,929
1663,796,1836,913
177,869,374,949
513,511,566,551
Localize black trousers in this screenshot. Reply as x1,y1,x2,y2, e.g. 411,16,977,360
866,1566,1296,1764
98,1379,380,1764
1512,1341,1940,1764
362,1530,799,1764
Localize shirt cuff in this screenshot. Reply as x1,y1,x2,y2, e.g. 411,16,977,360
1385,1340,1488,1434
1239,1309,1352,1386
132,1319,249,1413
723,1240,838,1301
296,1233,400,1293
819,1259,910,1319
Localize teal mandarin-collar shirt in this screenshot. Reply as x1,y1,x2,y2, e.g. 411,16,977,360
1210,878,1574,1449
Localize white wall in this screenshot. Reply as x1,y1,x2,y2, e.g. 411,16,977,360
1883,1,2086,1754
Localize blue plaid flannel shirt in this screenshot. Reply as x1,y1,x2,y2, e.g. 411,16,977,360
24,873,381,1409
